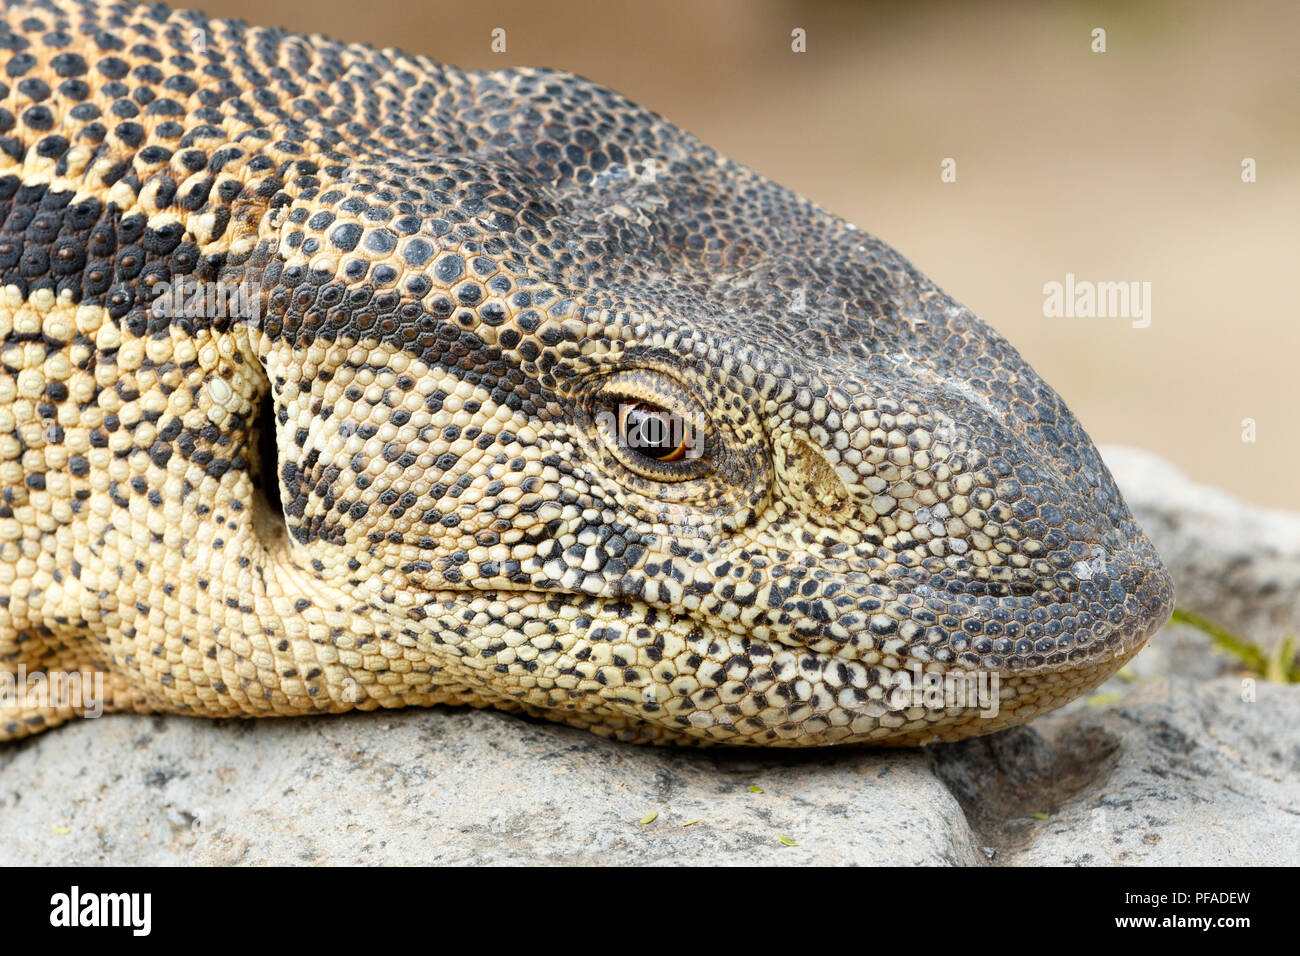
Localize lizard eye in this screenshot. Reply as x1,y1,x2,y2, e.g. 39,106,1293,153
593,372,708,483
618,402,691,462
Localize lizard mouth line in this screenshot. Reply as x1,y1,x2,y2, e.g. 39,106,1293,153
398,576,1167,677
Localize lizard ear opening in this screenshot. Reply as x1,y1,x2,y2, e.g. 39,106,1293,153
254,388,283,518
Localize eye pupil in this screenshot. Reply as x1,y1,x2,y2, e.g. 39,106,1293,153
619,402,689,462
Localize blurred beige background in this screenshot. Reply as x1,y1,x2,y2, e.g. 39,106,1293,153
191,0,1298,508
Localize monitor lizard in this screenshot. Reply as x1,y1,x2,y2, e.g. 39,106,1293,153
0,0,1173,745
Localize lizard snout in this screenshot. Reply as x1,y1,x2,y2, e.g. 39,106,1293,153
761,369,1174,676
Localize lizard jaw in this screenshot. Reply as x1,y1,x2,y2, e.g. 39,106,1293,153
313,550,1172,746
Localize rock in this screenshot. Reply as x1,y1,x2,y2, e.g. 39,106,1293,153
1101,444,1300,654
0,708,983,866
1,674,1295,866
2,448,1297,865
1122,619,1242,682
932,676,1300,865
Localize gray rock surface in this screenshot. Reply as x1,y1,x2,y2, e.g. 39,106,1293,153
1101,444,1300,654
0,708,983,866
2,674,1294,866
933,676,1300,865
2,449,1297,866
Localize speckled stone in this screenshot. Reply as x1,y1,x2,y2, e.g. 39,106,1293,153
2,668,1295,865
1101,445,1300,655
4,448,1293,865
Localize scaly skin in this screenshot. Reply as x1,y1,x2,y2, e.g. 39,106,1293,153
0,0,1172,746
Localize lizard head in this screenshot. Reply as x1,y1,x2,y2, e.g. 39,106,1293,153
245,67,1173,745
